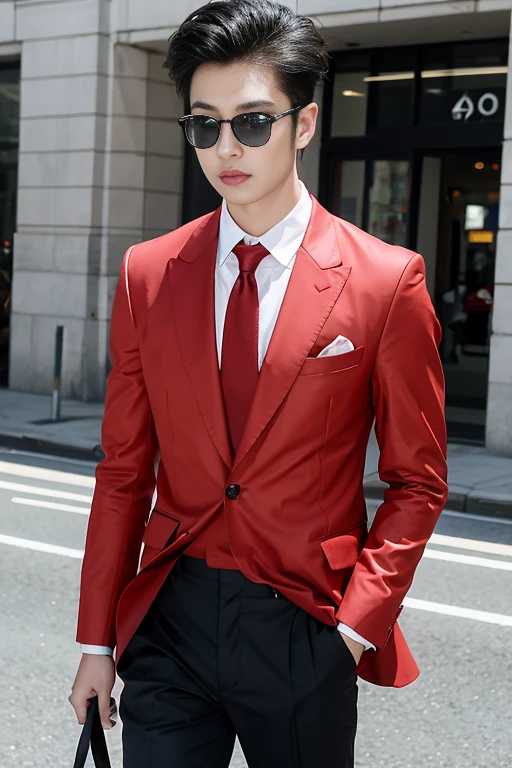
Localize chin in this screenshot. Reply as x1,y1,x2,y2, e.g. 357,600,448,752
216,184,261,204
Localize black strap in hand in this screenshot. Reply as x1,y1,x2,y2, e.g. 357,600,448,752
73,696,113,768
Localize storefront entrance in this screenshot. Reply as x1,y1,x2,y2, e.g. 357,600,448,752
321,38,507,443
422,150,499,442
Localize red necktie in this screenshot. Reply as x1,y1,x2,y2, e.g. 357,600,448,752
221,240,270,455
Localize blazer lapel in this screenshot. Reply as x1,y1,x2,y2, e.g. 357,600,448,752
168,206,234,471
232,196,351,470
168,194,351,475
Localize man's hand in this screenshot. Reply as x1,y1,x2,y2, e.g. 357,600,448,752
339,632,365,665
69,654,116,730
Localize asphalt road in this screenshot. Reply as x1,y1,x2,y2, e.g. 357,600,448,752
0,446,511,768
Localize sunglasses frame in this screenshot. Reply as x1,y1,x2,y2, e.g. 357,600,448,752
178,106,304,149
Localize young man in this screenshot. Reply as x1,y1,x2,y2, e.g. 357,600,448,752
69,1,448,766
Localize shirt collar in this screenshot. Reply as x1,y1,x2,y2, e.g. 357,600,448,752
217,180,312,269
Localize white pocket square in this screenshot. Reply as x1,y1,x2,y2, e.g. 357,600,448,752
317,334,355,358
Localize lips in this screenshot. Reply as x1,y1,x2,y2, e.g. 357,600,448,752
218,171,251,186
219,170,250,178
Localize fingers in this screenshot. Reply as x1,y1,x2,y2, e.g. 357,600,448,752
69,655,116,729
109,697,118,729
98,688,114,730
68,691,89,726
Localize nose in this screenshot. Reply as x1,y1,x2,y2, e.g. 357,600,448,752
216,121,242,158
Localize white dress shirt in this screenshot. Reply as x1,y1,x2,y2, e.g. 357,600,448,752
81,180,375,656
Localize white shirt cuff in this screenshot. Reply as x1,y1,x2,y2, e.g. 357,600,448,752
337,622,376,651
80,644,114,656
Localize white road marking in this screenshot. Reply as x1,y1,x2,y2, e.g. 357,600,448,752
403,597,512,626
423,548,512,570
0,533,83,559
11,497,90,515
0,535,511,629
0,479,92,503
0,460,95,488
429,533,512,558
442,508,512,526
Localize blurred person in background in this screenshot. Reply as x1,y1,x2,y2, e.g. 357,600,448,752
69,1,448,766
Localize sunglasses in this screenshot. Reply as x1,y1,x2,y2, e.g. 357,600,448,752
178,106,303,149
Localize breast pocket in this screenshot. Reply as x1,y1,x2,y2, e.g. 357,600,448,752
298,345,365,377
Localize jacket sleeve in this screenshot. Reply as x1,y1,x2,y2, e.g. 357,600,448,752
335,253,448,648
76,247,158,648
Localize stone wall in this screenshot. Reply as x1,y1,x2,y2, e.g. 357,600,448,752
9,1,184,400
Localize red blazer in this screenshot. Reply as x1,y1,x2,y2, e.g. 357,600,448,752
77,193,448,688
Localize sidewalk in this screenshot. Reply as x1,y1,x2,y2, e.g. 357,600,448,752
1,388,512,518
0,389,104,460
364,431,512,519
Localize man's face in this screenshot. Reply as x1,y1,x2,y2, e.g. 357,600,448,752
188,61,314,204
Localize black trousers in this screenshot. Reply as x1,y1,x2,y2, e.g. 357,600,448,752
117,555,358,768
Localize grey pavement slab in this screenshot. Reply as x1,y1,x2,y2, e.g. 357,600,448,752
0,389,103,455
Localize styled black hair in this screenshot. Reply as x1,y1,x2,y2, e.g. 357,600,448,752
163,0,330,159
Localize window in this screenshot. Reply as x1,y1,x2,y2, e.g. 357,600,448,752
368,160,411,247
331,71,369,138
0,64,20,146
366,49,415,130
420,41,508,125
332,160,366,228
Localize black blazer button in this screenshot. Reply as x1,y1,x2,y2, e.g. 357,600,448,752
225,484,241,499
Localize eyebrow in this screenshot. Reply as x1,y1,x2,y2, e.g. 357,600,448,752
190,100,278,111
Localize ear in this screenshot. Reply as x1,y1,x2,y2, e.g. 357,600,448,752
295,102,319,151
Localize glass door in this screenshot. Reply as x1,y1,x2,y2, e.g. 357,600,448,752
367,160,411,247
329,149,499,444
330,157,412,247
425,150,500,443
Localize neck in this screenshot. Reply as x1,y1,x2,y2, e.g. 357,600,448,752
225,173,303,237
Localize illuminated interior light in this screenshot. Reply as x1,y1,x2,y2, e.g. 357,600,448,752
422,66,508,78
363,72,414,82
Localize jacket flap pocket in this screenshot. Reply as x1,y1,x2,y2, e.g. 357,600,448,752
319,520,367,570
142,508,181,551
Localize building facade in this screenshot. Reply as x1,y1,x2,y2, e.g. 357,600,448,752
0,0,512,455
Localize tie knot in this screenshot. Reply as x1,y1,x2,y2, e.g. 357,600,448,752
232,241,270,274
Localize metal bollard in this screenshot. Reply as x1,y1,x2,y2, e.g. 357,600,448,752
51,325,64,422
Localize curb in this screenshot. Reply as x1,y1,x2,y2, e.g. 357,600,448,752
363,480,512,521
0,432,103,463
2,431,512,520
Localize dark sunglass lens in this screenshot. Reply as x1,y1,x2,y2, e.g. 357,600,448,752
233,113,271,147
184,116,219,148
